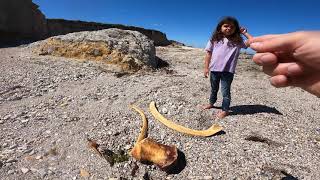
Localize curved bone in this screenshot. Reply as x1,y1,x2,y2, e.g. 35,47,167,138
129,104,178,170
149,101,223,137
130,104,148,143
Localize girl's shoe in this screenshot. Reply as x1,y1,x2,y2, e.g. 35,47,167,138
216,110,228,119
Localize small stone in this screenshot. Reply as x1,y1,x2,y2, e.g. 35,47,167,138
6,158,17,163
7,169,14,174
9,144,17,149
80,168,90,177
21,167,29,174
38,168,47,178
3,115,11,120
21,119,29,123
203,176,213,180
124,144,131,150
29,150,35,155
2,142,8,148
162,107,168,114
0,120,4,124
36,155,42,160
30,168,38,172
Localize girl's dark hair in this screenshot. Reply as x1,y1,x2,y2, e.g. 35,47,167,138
210,16,243,45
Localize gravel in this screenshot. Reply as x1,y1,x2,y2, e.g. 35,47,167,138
0,45,319,179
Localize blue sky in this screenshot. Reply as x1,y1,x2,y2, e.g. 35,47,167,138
34,0,320,50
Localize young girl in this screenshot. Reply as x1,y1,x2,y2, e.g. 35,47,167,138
203,16,253,119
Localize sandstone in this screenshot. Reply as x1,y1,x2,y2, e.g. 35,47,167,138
33,29,157,72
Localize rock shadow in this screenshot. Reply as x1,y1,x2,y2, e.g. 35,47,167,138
229,104,282,116
155,56,169,69
165,149,186,174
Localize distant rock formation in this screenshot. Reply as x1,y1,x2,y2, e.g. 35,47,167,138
0,0,47,42
0,0,172,46
33,29,157,72
46,19,171,46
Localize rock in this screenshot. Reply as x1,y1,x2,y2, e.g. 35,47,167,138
7,169,14,175
0,0,47,42
203,176,213,180
38,168,47,178
33,29,157,72
21,167,29,174
21,119,29,123
80,168,90,177
46,19,171,46
162,107,168,114
6,158,17,163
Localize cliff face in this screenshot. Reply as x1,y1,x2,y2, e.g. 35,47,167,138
46,19,171,46
0,0,171,46
0,0,47,42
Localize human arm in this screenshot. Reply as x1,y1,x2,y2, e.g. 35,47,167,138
204,51,212,78
248,31,320,97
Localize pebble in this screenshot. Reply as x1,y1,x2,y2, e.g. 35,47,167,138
38,168,47,178
21,167,29,174
0,120,4,124
30,168,38,172
36,155,43,160
21,119,29,123
6,158,17,163
124,144,131,150
3,115,11,120
7,169,15,174
9,144,17,149
203,176,213,180
2,142,8,148
162,107,168,114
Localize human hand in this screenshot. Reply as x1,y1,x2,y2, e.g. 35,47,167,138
249,31,320,97
240,27,248,34
204,68,209,78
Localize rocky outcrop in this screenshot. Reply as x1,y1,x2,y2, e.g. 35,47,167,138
0,0,47,42
33,28,157,72
0,1,172,46
47,19,171,46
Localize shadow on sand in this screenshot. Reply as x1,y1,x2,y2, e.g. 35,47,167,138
229,104,282,116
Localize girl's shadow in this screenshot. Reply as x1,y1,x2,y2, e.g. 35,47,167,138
228,104,282,115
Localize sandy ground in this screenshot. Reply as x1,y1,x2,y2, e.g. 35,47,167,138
0,45,319,180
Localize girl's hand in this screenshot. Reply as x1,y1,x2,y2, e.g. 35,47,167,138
204,68,209,78
240,27,248,34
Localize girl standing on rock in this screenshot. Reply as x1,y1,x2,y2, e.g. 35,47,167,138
202,16,253,119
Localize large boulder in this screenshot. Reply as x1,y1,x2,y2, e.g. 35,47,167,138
0,0,47,42
46,19,171,46
33,29,157,72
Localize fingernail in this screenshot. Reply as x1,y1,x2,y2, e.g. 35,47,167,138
250,42,262,49
287,64,302,76
259,54,271,63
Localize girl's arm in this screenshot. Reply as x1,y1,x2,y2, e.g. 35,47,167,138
240,27,254,46
204,51,212,78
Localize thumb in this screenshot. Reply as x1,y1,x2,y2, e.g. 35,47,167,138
249,33,299,53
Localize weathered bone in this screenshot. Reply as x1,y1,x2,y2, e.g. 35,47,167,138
129,104,178,170
149,101,223,136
